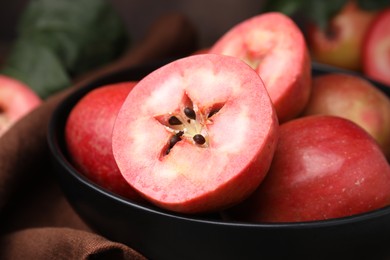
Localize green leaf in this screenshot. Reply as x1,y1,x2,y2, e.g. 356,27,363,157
357,0,390,11
1,39,71,99
262,0,306,16
1,0,129,99
303,0,348,30
262,0,349,30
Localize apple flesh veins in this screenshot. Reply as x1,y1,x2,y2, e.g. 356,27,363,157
112,54,279,214
363,8,390,86
225,115,390,223
306,1,377,71
65,82,144,202
209,12,312,123
0,75,42,136
302,73,390,160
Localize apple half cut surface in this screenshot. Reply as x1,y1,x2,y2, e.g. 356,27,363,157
112,54,279,214
363,9,390,87
209,12,312,123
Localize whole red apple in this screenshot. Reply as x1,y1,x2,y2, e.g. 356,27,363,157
65,81,144,202
209,12,311,123
306,1,377,71
112,54,279,214
363,8,390,86
225,115,390,223
0,75,41,136
302,73,390,160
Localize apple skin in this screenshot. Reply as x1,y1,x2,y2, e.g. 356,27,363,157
209,12,312,123
306,1,377,71
225,115,390,223
65,82,145,202
302,73,390,160
0,75,42,136
112,54,279,214
363,8,390,86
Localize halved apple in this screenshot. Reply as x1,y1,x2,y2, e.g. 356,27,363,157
209,12,312,123
112,54,279,214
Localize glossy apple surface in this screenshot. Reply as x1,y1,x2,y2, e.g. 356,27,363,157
0,75,42,136
226,115,390,223
65,82,144,202
209,12,311,123
307,1,377,71
112,54,279,214
363,8,390,86
302,73,390,160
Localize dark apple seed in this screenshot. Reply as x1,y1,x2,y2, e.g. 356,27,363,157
184,107,196,120
193,134,206,145
168,116,182,125
169,134,182,148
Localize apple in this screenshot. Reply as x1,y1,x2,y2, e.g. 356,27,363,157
306,1,377,71
362,8,390,86
209,12,312,123
0,74,42,136
112,54,279,214
302,73,390,160
65,81,145,202
225,115,390,223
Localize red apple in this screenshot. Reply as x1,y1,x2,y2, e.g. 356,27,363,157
363,8,390,86
225,115,390,223
112,54,279,214
209,12,312,123
306,1,377,71
302,73,390,160
0,75,41,136
65,81,144,202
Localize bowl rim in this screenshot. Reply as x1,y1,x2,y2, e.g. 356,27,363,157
47,60,390,230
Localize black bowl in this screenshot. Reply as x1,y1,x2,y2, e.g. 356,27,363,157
48,61,390,260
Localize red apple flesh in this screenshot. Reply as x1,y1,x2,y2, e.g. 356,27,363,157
209,12,312,123
363,8,390,86
0,75,42,136
226,115,390,223
307,1,377,71
302,73,390,160
112,54,279,214
65,82,144,202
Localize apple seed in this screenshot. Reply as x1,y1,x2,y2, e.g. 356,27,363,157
156,95,227,156
184,107,196,120
168,116,182,125
193,134,206,145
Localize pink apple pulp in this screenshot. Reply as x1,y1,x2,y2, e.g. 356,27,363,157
112,54,279,214
209,12,312,123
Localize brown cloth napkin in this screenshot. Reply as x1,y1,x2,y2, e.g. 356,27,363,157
0,13,197,260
